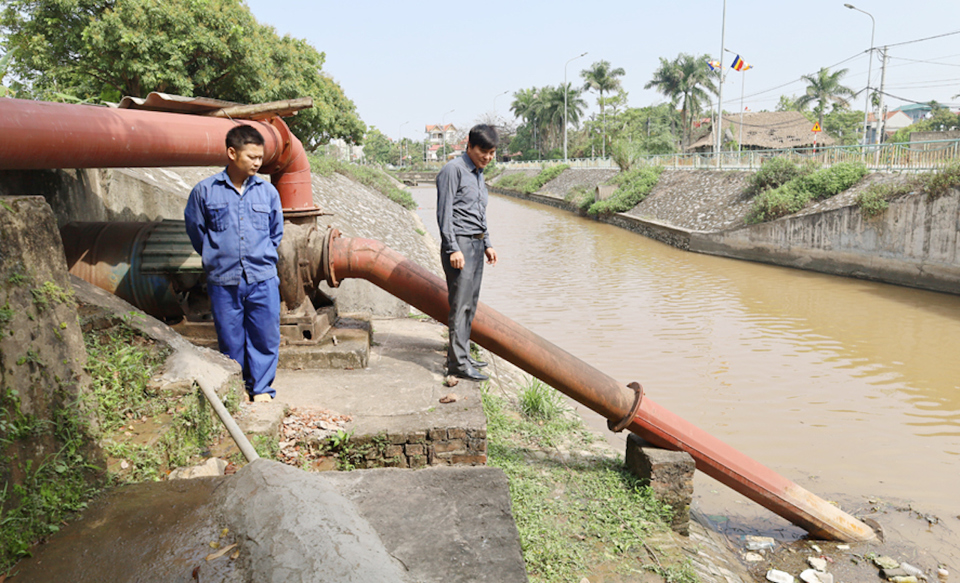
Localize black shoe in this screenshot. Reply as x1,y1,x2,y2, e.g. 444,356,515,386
448,367,489,382
469,358,488,369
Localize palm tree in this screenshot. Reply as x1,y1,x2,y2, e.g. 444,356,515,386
581,60,626,157
796,67,855,130
645,53,717,150
534,84,585,153
510,87,543,155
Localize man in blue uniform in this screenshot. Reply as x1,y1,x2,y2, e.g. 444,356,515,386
436,124,499,381
184,125,284,402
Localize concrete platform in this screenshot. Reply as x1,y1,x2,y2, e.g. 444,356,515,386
9,461,528,583
272,317,487,468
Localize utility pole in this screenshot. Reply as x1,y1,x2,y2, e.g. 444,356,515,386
876,46,889,145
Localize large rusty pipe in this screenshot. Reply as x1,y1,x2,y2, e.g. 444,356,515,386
0,97,315,212
322,231,876,542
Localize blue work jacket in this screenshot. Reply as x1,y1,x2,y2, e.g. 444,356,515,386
184,169,284,286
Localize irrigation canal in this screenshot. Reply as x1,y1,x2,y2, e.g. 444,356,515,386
411,186,960,563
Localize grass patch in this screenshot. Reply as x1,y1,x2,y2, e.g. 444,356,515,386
483,161,504,181
308,154,417,210
746,161,868,223
496,165,570,194
482,384,687,582
588,165,664,215
84,325,170,435
564,185,595,212
517,378,564,422
1,391,100,571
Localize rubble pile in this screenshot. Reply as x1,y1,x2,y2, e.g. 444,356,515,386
276,407,352,469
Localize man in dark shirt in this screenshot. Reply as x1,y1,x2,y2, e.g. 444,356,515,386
436,124,499,381
184,125,284,402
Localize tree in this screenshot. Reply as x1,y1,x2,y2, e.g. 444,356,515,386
645,53,717,150
361,127,398,165
776,94,809,112
539,83,585,152
795,67,855,131
0,0,365,148
581,60,626,157
510,87,544,157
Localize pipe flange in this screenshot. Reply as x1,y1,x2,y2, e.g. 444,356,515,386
608,381,643,433
321,227,341,288
282,207,326,219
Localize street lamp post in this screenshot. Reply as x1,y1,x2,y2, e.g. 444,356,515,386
493,90,509,123
492,90,509,161
398,120,409,167
845,3,875,148
564,51,587,161
714,0,727,168
441,109,454,161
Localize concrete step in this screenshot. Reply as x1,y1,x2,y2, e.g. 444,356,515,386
272,317,487,469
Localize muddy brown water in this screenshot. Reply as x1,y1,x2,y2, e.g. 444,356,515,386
411,186,960,571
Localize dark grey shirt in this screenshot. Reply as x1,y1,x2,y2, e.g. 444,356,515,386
436,153,491,254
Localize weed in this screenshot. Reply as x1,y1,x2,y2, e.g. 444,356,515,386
915,160,960,199
415,228,426,236
83,325,169,434
517,378,564,422
745,157,816,196
483,162,504,181
1,392,100,571
0,303,13,334
856,183,912,217
7,270,28,286
308,154,417,209
30,281,73,312
589,165,664,215
746,162,868,223
250,435,279,460
481,389,675,582
564,185,594,212
497,165,570,194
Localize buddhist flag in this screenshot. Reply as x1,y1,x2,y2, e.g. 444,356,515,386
731,55,752,72
707,60,722,71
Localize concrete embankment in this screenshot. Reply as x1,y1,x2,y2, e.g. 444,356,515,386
491,167,960,296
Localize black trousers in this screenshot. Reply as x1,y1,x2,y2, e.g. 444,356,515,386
441,235,485,372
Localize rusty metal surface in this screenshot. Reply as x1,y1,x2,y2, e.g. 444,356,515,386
60,222,184,320
321,232,877,542
0,97,317,213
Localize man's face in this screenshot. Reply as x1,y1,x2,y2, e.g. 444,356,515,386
467,144,496,170
227,143,264,177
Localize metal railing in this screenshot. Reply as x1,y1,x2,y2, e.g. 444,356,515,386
498,139,960,172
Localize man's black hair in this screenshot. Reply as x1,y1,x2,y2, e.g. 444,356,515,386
226,125,265,150
468,124,499,150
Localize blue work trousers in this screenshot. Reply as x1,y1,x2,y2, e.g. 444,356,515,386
208,276,281,399
442,235,485,372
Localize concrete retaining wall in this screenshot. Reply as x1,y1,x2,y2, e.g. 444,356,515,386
691,189,960,294
488,165,960,295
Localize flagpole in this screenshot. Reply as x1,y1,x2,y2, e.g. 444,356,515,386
739,70,745,159
715,0,727,169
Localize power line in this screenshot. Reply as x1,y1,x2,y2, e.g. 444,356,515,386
883,29,960,49
887,55,960,68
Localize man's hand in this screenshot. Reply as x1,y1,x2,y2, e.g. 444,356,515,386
449,251,465,269
485,247,498,266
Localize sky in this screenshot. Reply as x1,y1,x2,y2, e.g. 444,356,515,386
245,0,960,142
